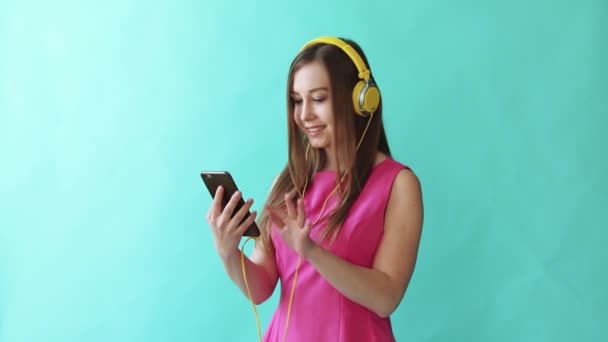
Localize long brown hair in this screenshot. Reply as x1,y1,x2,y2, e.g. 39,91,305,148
258,37,391,250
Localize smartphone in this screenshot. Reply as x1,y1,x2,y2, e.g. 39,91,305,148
200,171,261,237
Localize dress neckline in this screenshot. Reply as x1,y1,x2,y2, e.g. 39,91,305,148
314,156,393,177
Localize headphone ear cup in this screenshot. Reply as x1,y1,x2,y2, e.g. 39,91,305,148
361,84,380,115
352,80,380,117
352,80,366,116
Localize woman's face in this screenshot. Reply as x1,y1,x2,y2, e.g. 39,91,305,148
291,61,335,151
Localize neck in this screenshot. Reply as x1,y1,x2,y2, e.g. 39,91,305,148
322,147,347,173
320,147,334,171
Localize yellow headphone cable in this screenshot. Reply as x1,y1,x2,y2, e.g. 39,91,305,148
239,113,373,342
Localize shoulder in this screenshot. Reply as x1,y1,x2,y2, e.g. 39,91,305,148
386,160,423,220
366,153,421,201
377,154,421,194
392,167,421,196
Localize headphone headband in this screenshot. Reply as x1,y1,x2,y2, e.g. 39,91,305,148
299,36,380,117
300,36,371,81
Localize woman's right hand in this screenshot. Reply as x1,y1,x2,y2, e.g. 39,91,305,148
206,186,257,260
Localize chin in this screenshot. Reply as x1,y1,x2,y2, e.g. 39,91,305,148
308,140,329,149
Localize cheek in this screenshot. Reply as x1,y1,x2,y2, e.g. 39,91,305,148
319,104,334,125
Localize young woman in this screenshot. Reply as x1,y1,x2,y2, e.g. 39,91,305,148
206,36,424,342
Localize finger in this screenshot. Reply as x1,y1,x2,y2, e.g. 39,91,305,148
285,193,296,219
296,198,305,227
210,186,224,218
265,205,286,228
230,198,254,227
303,219,313,235
267,204,289,223
223,190,242,219
236,210,257,234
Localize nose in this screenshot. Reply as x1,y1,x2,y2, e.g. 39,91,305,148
299,99,315,121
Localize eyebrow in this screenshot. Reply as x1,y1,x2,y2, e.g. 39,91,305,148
291,87,329,95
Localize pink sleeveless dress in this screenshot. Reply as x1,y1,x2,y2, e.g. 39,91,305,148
263,157,409,342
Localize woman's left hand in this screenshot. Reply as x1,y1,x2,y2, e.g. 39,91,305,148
265,192,316,258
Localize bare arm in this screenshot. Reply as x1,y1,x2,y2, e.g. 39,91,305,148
220,240,278,305
305,169,423,317
268,169,423,317
207,183,279,305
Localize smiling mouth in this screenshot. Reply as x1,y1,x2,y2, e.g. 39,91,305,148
305,126,325,135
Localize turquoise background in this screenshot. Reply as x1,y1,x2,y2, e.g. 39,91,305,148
1,0,607,341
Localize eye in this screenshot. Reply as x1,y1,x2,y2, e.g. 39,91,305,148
292,98,302,104
313,97,326,102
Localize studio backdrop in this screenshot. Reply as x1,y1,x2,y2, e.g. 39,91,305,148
1,0,606,341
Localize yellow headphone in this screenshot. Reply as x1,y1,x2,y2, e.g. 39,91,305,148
301,36,381,117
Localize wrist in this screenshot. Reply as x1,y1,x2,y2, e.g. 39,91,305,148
219,248,241,264
300,239,320,260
